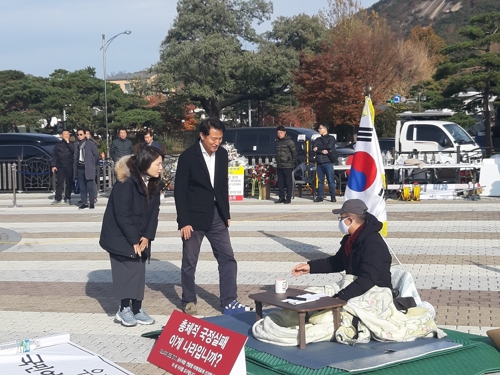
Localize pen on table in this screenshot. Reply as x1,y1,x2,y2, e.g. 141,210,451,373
287,296,307,301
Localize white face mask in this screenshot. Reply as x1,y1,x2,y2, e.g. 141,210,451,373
338,217,352,235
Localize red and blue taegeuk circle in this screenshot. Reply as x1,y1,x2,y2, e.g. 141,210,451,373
347,151,377,192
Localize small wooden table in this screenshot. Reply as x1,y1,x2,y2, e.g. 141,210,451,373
248,288,346,349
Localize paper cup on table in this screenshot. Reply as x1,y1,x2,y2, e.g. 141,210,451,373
275,278,288,294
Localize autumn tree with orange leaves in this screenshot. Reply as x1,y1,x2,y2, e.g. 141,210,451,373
295,0,435,137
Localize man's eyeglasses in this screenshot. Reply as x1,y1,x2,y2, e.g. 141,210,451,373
77,133,84,136
338,216,350,222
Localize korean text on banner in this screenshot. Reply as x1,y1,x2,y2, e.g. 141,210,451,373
344,97,388,236
228,166,244,201
148,310,248,375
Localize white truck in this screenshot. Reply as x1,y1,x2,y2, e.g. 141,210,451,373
394,110,482,163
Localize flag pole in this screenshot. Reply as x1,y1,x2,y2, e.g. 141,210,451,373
382,237,405,270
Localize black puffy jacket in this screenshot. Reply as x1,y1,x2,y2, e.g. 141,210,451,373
276,135,297,169
308,213,392,301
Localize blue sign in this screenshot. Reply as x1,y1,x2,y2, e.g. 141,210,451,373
393,95,401,104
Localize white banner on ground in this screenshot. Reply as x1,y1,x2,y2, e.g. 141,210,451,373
0,342,133,375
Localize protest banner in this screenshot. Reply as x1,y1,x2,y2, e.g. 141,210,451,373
148,310,247,375
228,166,244,201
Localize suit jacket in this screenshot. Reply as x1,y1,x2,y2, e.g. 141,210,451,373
174,140,230,231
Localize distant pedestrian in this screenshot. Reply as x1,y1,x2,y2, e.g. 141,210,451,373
51,129,75,205
110,128,133,162
86,130,98,203
275,126,297,204
100,146,164,327
74,128,98,209
312,124,338,202
143,130,162,151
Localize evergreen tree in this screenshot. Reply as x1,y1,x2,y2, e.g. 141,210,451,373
435,12,500,156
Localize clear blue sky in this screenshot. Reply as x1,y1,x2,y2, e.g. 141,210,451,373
2,0,378,79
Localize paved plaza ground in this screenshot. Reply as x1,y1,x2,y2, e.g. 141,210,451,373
0,191,499,374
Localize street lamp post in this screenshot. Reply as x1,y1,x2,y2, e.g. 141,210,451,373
62,104,71,130
101,30,131,157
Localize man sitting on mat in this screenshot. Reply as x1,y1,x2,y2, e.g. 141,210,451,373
291,199,393,301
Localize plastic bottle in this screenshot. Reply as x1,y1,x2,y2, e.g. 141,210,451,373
0,339,39,355
0,333,70,356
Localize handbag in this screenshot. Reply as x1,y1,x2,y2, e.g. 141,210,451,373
73,180,80,195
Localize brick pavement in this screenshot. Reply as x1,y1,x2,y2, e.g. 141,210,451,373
0,193,500,374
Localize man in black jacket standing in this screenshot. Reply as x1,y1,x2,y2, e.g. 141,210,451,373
275,126,297,204
174,118,253,316
51,129,75,204
312,124,338,202
110,128,133,162
291,199,393,301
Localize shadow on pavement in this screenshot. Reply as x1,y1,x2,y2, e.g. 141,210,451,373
258,230,331,260
85,260,222,315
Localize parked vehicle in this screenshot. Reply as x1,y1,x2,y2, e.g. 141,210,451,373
395,111,482,163
0,133,59,160
0,133,60,191
223,127,354,165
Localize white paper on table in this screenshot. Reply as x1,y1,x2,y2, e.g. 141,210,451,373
281,293,329,305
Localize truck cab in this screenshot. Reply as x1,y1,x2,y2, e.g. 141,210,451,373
395,111,482,163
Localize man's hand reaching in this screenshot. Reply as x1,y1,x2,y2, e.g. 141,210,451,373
291,263,310,277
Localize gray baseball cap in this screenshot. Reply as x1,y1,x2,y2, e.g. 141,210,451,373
332,199,368,215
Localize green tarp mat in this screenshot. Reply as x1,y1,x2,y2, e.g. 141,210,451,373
245,329,500,375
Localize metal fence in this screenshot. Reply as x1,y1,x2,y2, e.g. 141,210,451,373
0,157,52,192
0,157,117,193
0,154,281,193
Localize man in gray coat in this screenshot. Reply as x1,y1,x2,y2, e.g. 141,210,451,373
74,128,99,209
275,126,297,204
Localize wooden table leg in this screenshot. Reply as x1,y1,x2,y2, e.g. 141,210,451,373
333,307,340,340
255,301,263,321
298,312,306,349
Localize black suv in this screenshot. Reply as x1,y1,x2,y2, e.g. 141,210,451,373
0,133,60,191
0,133,60,160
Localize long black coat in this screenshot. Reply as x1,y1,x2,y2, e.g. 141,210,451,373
174,140,230,231
99,156,163,259
308,213,392,301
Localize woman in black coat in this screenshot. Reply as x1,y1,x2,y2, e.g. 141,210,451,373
100,146,164,327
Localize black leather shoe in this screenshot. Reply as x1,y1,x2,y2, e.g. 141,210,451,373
275,198,286,204
313,197,323,202
78,204,88,210
331,197,337,202
89,204,95,209
284,200,291,204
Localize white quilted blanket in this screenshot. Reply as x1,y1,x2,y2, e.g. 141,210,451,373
252,273,445,346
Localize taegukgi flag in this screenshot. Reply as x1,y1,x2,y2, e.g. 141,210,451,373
344,97,388,236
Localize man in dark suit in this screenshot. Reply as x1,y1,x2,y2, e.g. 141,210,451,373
174,118,253,316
